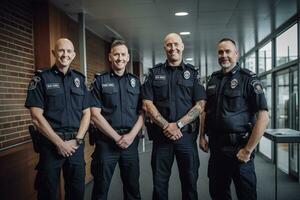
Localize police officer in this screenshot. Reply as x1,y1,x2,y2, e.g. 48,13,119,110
199,38,269,200
90,40,143,200
142,33,206,200
25,38,90,200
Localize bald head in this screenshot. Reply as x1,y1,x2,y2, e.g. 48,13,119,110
55,38,74,51
164,33,183,44
163,33,184,66
52,38,76,71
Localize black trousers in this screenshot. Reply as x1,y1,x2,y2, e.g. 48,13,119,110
208,148,257,200
151,140,200,200
35,140,85,200
91,137,140,200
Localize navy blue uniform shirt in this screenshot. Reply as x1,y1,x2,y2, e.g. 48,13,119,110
25,65,90,132
205,64,268,134
142,61,206,122
90,70,141,130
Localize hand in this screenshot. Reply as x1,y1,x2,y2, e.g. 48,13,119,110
236,148,251,163
56,140,78,157
163,122,183,140
199,136,209,153
116,133,135,149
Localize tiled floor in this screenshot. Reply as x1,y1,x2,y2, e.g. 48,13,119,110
85,138,300,200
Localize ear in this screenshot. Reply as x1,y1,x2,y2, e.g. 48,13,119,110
51,50,56,57
72,52,76,59
108,53,112,62
126,53,130,62
182,42,185,51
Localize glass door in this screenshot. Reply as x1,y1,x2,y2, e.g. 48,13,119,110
275,66,299,178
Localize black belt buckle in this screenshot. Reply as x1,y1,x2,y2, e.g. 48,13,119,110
56,132,77,140
116,129,130,135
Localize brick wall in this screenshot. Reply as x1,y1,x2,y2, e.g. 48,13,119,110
0,0,34,149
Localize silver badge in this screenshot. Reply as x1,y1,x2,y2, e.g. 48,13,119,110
130,78,136,87
230,79,238,89
74,78,80,88
183,70,190,79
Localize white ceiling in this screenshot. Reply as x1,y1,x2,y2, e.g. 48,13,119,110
49,0,298,75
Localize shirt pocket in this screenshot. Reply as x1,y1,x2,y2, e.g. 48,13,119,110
177,79,193,100
46,89,64,111
153,80,168,101
102,87,118,108
127,86,140,108
223,89,243,112
71,87,84,110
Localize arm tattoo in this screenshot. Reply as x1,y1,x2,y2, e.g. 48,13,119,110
145,101,169,128
155,114,169,129
185,105,200,124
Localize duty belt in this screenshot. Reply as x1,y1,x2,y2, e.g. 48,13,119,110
56,132,77,140
115,129,130,135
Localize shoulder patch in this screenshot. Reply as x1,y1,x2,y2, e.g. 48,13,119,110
28,75,41,90
241,68,256,77
250,79,264,94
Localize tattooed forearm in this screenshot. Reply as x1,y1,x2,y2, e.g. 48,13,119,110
155,114,169,129
179,100,206,126
143,100,169,129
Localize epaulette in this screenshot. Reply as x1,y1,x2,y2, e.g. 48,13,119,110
128,73,140,80
72,69,86,77
34,68,46,75
153,63,164,68
211,70,222,76
94,71,107,78
241,68,256,77
185,63,197,71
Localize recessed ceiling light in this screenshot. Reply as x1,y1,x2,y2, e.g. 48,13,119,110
186,58,193,61
179,32,190,35
175,12,189,16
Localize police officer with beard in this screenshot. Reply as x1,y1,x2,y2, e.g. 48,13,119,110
142,33,206,200
200,38,269,200
25,38,90,200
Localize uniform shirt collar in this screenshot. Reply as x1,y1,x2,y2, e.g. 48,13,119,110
222,63,240,77
52,65,72,76
165,60,186,71
110,69,128,79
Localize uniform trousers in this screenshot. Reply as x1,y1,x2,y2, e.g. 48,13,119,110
151,139,199,200
208,135,257,200
35,137,85,200
91,137,140,200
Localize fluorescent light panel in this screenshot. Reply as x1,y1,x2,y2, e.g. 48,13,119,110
175,12,189,16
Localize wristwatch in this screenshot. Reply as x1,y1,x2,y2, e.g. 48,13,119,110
76,138,84,146
176,120,184,129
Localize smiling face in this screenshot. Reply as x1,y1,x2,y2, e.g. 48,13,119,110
109,44,130,72
217,40,238,72
164,33,184,66
52,38,76,69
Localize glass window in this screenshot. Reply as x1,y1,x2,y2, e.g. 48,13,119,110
245,52,256,73
276,23,298,66
259,74,272,158
258,41,272,73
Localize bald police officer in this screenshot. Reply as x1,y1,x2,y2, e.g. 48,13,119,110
142,33,206,200
90,40,143,200
25,38,90,200
200,38,269,200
